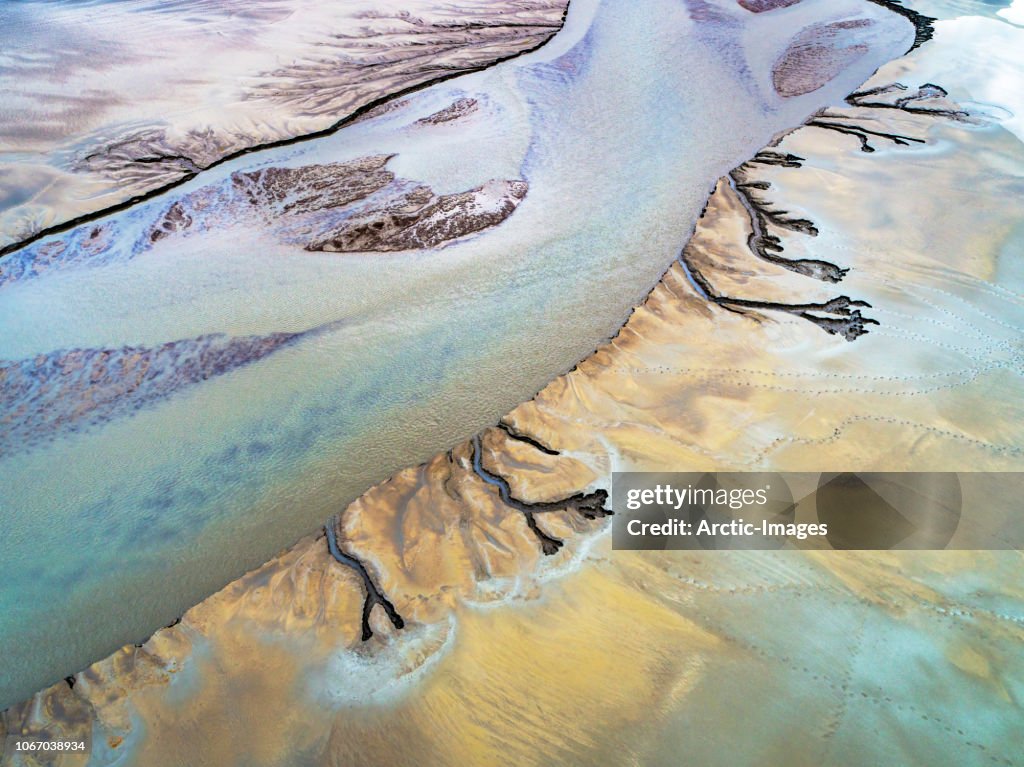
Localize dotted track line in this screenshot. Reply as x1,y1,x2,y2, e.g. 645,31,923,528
608,364,1016,397
870,306,1006,344
874,276,1024,335
603,366,990,382
752,414,1024,464
530,399,733,463
865,320,1014,357
817,608,867,762
682,586,1019,766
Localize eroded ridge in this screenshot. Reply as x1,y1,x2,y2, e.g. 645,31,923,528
324,517,405,641
252,7,566,117
680,247,878,341
497,419,560,456
75,127,216,193
809,82,973,153
726,164,841,282
470,434,610,555
681,161,877,341
681,80,972,341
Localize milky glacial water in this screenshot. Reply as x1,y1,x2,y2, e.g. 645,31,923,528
0,0,913,706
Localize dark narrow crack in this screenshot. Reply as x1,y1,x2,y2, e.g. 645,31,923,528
403,20,563,33
0,4,571,260
807,118,926,153
470,435,610,556
864,0,935,53
726,170,846,283
681,78,971,339
497,420,560,456
682,250,879,341
64,677,75,689
82,151,204,174
678,249,878,342
748,150,805,168
809,81,970,153
324,516,405,641
845,83,969,120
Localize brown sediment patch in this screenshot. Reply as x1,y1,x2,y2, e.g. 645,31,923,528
773,20,873,98
308,179,528,252
16,158,524,286
230,155,396,215
737,0,802,12
148,201,192,243
0,330,304,456
413,97,479,126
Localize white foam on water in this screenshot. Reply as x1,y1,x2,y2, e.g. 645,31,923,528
311,617,456,709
